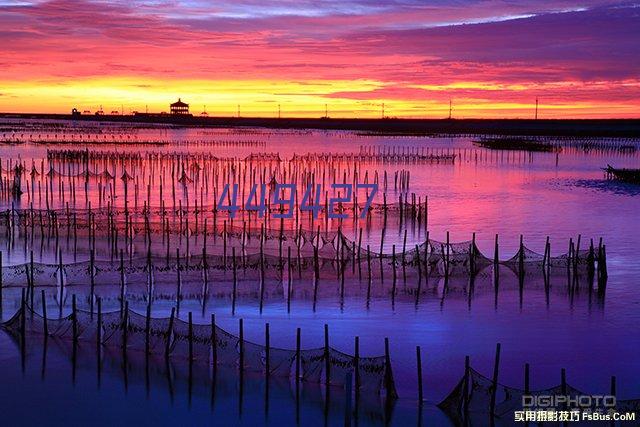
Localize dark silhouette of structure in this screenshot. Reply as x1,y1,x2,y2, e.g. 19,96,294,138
170,98,189,115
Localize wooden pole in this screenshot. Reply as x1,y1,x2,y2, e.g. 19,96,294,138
489,343,501,418
41,289,48,336
20,288,26,357
518,234,524,278
58,250,64,317
30,250,35,308
165,307,175,358
287,247,292,313
119,249,125,314
384,337,396,398
232,247,237,315
295,327,301,383
470,233,476,275
122,300,129,352
391,245,397,297
145,302,151,354
354,336,360,393
211,313,217,367
176,248,182,307
265,323,270,378
89,249,95,317
239,318,244,375
97,298,102,351
463,355,470,416
324,324,330,385
345,372,353,427
610,375,616,399
416,345,423,403
72,294,78,344
188,311,194,362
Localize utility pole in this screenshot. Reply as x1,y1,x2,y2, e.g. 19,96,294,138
535,97,539,120
237,104,240,118
278,103,281,119
325,104,328,118
448,99,452,119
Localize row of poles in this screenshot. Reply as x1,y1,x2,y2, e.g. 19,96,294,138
12,290,622,426
0,228,609,322
1,152,424,214
15,288,400,424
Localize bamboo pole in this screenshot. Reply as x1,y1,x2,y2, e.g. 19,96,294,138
416,345,423,403
41,289,48,336
295,327,301,384
489,343,501,418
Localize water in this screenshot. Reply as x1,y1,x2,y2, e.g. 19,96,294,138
0,119,639,425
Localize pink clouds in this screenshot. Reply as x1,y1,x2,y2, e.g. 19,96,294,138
0,0,638,117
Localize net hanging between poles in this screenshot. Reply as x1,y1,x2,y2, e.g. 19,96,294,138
1,304,395,396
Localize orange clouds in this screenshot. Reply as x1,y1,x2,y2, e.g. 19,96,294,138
0,1,638,118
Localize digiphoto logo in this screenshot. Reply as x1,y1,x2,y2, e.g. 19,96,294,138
516,395,636,423
523,395,617,409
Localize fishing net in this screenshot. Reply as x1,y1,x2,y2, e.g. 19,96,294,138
241,339,266,372
213,325,240,366
125,310,150,350
268,347,296,377
327,347,362,388
170,319,212,361
0,216,603,289
299,348,325,383
101,310,124,346
358,356,388,392
437,367,633,420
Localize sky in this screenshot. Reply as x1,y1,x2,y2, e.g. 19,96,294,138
0,0,639,118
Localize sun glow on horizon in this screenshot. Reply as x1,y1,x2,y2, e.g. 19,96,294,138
1,76,639,119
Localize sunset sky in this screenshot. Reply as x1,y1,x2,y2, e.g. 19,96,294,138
0,0,639,118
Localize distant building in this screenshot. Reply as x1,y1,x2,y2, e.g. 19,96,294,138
170,98,189,115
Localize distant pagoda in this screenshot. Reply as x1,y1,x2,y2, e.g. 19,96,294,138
170,98,189,115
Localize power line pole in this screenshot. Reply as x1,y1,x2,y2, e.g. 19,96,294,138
237,104,240,118
325,104,328,118
448,99,452,119
535,97,539,120
278,103,281,119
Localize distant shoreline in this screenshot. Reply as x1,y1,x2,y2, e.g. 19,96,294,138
1,113,639,137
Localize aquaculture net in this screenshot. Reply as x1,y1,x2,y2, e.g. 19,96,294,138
438,368,640,419
1,304,395,396
0,234,601,291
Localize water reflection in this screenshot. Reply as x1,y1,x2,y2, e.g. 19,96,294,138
568,179,640,196
0,332,452,426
